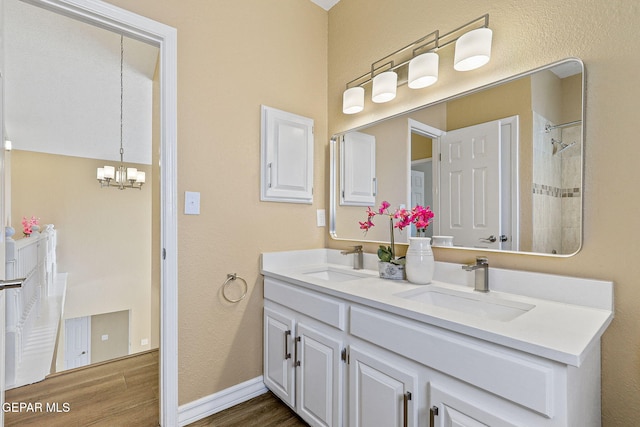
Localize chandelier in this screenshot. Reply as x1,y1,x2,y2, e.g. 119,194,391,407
96,35,145,190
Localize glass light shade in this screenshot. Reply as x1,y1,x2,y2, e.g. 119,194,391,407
4,140,12,151
97,168,105,180
454,28,493,71
103,165,115,180
136,171,146,183
127,167,138,181
371,71,398,103
343,87,365,114
408,52,439,89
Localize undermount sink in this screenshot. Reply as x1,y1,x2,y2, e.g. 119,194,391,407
395,287,535,321
303,267,370,282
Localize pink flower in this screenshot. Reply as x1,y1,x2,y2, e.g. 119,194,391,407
378,201,390,214
21,216,40,236
359,220,374,231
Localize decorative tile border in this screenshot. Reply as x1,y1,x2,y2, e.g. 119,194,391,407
533,183,581,198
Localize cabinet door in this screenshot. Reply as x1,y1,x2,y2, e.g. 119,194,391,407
340,131,376,206
296,322,343,427
429,383,518,427
261,105,314,204
264,307,295,407
349,346,418,427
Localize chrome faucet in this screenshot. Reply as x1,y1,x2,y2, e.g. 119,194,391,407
341,245,363,270
462,257,489,292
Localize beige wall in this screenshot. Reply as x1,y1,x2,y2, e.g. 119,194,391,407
328,0,640,425
50,0,637,424
10,150,154,365
104,0,328,404
91,310,129,364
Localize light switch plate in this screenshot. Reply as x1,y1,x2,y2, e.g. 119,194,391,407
185,191,201,215
317,209,326,227
101,334,109,341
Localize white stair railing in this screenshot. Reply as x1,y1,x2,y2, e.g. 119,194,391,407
4,225,57,388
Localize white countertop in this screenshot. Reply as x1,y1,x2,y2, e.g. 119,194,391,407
261,249,614,367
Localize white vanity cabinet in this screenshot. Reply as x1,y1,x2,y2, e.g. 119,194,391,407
262,250,613,427
264,278,345,427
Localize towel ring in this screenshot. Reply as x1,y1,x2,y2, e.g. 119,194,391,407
222,273,248,303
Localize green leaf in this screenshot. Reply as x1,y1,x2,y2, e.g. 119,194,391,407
377,245,392,262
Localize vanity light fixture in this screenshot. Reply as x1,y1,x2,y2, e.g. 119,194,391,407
453,27,493,71
4,140,12,151
342,14,491,114
371,71,398,103
97,35,145,190
343,86,365,114
408,52,439,89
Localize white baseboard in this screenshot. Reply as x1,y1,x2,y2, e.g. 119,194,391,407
178,376,268,426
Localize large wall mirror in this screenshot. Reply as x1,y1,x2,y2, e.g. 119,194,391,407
330,58,584,256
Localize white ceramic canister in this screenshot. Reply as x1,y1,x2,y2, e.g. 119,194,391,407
405,237,435,285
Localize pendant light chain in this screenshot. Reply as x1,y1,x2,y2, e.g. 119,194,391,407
119,34,124,163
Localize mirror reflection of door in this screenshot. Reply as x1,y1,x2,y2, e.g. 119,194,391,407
3,0,160,389
410,132,433,238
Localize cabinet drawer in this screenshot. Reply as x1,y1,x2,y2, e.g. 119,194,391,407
350,306,555,416
265,278,346,330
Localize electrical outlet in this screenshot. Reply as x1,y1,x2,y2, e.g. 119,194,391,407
101,334,109,341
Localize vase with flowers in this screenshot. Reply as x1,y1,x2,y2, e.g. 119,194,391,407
21,216,40,237
360,201,435,281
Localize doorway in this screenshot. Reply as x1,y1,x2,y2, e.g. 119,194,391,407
2,0,178,425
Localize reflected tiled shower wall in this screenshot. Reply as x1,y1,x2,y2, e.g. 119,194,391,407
532,112,581,254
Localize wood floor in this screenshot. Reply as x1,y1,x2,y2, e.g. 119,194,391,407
4,349,307,426
187,392,307,427
5,349,160,426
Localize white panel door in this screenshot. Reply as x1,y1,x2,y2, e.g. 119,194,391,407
341,132,376,206
64,317,90,369
264,307,296,408
410,170,425,207
261,105,314,204
349,346,417,427
296,323,342,427
439,121,501,249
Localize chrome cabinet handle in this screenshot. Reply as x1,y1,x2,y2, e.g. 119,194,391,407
294,336,301,367
284,330,291,360
429,406,439,427
403,391,412,427
372,177,377,196
0,278,25,291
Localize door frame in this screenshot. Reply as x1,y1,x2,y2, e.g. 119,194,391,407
18,0,179,424
407,119,445,235
64,316,91,370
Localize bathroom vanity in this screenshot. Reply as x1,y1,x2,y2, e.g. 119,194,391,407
261,249,613,427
